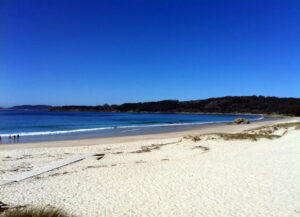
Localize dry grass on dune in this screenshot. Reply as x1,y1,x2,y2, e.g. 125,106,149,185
184,122,300,143
0,207,70,217
185,133,280,142
215,133,280,141
246,122,300,132
130,141,177,153
185,132,281,142
275,122,300,130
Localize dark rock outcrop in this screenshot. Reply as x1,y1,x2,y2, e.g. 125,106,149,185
234,118,251,124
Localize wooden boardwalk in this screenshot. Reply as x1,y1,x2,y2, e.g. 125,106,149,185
1,154,104,186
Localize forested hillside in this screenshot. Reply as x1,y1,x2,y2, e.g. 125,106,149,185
50,96,300,116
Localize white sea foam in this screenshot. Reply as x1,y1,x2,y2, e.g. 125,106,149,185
0,116,264,137
254,116,264,121
0,127,114,137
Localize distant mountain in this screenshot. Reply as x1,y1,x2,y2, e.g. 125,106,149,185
8,105,53,111
50,96,300,116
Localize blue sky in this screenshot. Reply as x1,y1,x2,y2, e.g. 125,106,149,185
1,0,299,107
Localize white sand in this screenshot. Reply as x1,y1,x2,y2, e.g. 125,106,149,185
1,118,300,217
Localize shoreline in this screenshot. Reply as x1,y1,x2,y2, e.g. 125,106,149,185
0,111,265,142
0,117,295,150
0,112,265,146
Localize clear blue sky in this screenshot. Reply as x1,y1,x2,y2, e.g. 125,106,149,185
1,0,299,107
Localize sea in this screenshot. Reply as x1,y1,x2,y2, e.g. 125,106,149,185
0,110,263,144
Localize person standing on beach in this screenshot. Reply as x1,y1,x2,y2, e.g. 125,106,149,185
9,135,11,142
0,136,2,143
17,134,20,142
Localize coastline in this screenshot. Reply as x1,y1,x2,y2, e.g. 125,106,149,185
0,116,294,151
0,110,265,144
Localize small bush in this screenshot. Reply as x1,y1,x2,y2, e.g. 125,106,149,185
191,136,201,142
184,135,201,141
0,207,70,217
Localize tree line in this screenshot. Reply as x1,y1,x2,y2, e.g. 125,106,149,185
50,96,300,116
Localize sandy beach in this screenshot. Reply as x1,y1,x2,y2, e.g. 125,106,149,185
1,117,300,217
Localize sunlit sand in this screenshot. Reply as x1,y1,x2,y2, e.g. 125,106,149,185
1,118,300,217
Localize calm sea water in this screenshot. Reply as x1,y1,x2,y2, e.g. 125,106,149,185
0,110,263,143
